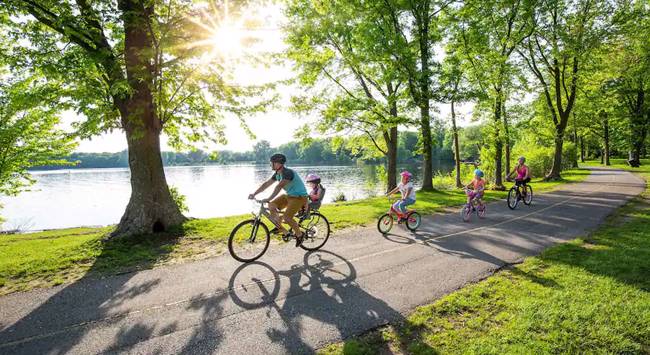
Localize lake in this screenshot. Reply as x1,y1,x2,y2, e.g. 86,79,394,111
1,162,453,231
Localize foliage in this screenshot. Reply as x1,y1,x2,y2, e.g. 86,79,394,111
0,74,76,196
169,186,189,213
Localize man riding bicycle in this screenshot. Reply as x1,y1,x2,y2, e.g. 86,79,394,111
248,153,308,247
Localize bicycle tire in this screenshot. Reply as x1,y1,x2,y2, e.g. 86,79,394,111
228,219,271,263
477,203,486,218
461,204,472,222
523,185,533,205
377,213,393,234
406,211,421,231
299,212,331,251
507,187,519,210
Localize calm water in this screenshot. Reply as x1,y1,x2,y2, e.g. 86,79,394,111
0,163,451,231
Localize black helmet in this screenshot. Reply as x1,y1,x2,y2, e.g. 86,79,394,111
270,153,286,164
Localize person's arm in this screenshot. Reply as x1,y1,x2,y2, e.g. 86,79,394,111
386,186,400,196
249,178,275,199
264,179,289,202
524,166,530,180
314,186,324,201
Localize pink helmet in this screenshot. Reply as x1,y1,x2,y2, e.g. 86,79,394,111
400,171,412,180
305,173,321,182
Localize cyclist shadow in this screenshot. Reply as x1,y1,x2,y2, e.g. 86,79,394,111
228,250,432,354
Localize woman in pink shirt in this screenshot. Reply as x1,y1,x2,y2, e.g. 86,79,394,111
508,157,531,195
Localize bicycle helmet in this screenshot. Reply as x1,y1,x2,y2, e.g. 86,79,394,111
518,156,526,163
400,171,413,180
305,173,321,183
269,153,286,164
474,169,484,177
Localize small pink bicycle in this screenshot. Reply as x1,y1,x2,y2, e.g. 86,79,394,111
377,197,422,234
461,187,486,222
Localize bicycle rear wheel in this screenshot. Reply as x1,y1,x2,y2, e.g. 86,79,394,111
523,185,533,205
406,212,421,231
228,219,270,262
299,212,331,251
377,213,394,234
507,187,519,210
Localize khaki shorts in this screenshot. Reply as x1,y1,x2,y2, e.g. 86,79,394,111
270,195,308,220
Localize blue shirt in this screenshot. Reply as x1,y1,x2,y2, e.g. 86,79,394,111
272,168,308,197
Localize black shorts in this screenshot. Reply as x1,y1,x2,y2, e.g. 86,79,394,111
515,177,531,186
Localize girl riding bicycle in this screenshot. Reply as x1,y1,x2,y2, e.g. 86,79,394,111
386,171,416,223
508,156,531,195
465,169,486,205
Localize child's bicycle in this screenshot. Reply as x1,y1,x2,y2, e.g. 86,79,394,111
461,187,486,222
228,199,331,262
377,197,422,234
506,178,533,210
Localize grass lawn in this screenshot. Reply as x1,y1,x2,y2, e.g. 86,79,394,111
318,160,650,354
0,169,590,296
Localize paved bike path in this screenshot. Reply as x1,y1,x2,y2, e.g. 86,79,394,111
0,168,644,354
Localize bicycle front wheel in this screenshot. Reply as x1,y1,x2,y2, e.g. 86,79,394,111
523,185,533,205
300,212,331,251
377,213,394,234
228,219,270,262
507,187,519,210
461,204,472,222
406,212,421,231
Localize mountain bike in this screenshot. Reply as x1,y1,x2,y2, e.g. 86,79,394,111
377,197,421,234
461,187,486,222
228,199,331,262
506,178,533,210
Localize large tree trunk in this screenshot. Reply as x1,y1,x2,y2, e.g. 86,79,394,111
628,87,646,167
546,126,566,180
492,91,505,190
417,23,434,191
383,125,398,193
112,0,185,237
451,101,462,188
579,136,585,162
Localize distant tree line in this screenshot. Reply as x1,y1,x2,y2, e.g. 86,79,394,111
35,132,457,170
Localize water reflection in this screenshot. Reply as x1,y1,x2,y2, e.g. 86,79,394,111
1,162,452,231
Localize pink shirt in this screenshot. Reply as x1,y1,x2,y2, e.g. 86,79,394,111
516,165,529,179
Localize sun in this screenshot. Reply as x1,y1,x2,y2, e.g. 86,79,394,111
210,23,244,56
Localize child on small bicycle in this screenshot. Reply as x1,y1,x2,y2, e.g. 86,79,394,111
386,171,416,222
508,156,531,196
303,173,326,213
465,169,485,206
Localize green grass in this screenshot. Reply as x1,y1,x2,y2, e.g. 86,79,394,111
0,169,589,295
319,162,650,355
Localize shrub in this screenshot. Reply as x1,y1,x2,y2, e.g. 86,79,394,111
169,186,189,213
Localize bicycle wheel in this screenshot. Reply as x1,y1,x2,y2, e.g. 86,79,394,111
507,187,519,210
299,212,331,251
523,185,533,205
477,203,486,218
461,204,472,222
377,213,394,234
228,219,270,262
405,211,421,231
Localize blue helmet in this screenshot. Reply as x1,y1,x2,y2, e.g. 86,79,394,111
474,169,484,177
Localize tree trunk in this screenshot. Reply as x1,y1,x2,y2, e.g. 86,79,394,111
451,101,462,188
502,100,511,179
383,125,398,193
492,91,505,190
628,87,646,167
546,127,565,180
112,0,185,237
603,115,610,166
579,136,585,162
417,14,434,191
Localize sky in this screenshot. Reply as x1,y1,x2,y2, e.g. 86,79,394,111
69,2,476,153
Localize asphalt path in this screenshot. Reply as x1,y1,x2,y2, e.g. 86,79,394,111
0,167,644,355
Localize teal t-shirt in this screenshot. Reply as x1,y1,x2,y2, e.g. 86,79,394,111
272,167,308,197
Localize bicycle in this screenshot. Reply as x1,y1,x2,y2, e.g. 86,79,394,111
228,199,331,262
506,178,533,210
461,187,486,222
377,197,421,234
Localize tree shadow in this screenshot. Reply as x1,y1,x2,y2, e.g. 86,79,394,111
0,226,193,355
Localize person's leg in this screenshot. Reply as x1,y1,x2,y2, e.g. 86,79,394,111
269,195,289,234
284,196,307,237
